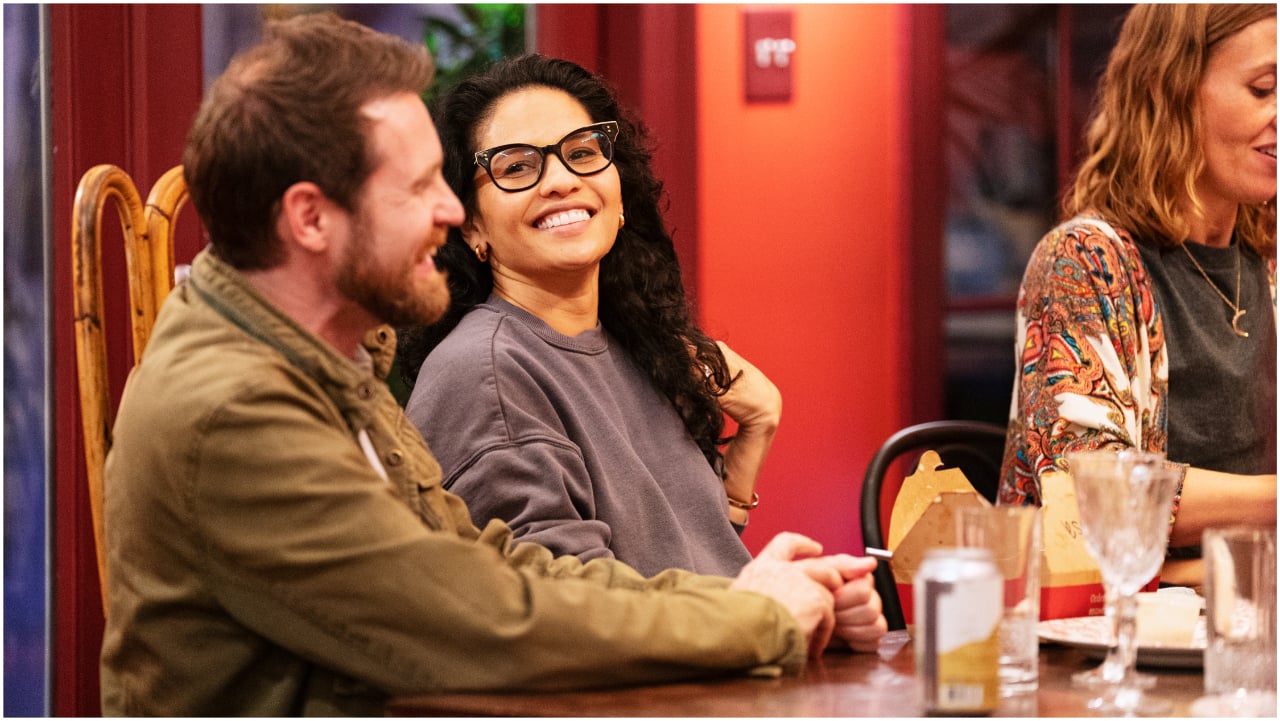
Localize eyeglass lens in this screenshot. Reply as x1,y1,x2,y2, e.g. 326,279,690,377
487,127,614,191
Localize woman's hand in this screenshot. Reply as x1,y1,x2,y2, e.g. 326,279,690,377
715,341,782,435
709,342,781,524
828,559,888,653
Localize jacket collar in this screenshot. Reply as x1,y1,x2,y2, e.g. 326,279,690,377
187,248,397,428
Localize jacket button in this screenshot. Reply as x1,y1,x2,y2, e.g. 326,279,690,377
386,450,404,466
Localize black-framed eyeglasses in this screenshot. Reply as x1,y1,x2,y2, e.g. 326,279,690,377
474,121,620,192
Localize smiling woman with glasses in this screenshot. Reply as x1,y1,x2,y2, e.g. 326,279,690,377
395,54,783,581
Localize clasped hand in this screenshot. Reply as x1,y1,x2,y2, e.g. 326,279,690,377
729,532,887,657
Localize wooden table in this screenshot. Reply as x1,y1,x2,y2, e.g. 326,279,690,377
386,631,1205,716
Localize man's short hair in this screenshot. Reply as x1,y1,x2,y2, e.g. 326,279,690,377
183,12,434,269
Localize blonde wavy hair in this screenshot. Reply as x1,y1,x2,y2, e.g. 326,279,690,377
1068,3,1276,257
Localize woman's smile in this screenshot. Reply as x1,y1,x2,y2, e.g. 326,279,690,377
536,208,593,231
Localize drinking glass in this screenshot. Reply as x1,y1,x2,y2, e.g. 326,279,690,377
955,505,1041,696
1197,527,1277,716
1064,449,1183,715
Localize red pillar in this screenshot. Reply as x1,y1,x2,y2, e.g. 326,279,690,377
49,5,203,714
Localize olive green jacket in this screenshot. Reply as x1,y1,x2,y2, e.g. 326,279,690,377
99,250,805,716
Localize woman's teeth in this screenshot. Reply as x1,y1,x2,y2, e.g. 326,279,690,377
537,209,591,230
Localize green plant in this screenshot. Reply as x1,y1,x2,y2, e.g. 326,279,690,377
423,4,526,105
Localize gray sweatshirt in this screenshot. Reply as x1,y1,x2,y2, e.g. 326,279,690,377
406,297,752,578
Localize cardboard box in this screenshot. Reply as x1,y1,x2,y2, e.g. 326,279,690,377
886,451,1155,624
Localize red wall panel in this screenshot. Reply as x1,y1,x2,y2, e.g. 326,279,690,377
696,5,918,555
50,5,203,715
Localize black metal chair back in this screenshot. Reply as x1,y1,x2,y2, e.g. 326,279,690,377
859,420,1007,629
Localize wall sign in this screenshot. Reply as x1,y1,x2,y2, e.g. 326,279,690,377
743,9,794,103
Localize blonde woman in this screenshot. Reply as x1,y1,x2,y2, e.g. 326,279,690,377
999,4,1276,584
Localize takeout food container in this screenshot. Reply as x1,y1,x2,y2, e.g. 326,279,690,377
885,451,1157,625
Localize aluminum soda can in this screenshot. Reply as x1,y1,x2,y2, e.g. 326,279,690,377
914,547,1002,715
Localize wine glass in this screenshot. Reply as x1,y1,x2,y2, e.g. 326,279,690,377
1065,449,1183,715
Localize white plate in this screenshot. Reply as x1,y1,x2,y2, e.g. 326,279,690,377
1038,616,1206,669
1190,692,1277,717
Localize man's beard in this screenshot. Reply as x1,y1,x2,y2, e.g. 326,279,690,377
336,222,451,328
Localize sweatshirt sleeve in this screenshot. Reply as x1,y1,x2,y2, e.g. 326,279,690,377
449,438,623,564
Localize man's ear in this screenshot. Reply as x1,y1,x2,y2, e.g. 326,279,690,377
277,181,339,254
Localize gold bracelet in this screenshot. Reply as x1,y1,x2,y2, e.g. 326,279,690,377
727,492,760,511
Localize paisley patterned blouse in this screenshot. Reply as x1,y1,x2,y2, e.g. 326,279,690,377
998,214,1169,506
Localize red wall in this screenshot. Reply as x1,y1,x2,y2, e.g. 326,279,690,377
696,5,915,555
50,5,204,715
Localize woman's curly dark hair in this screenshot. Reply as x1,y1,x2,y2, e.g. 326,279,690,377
397,53,736,474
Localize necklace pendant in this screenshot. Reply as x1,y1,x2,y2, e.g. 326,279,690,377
1232,309,1249,338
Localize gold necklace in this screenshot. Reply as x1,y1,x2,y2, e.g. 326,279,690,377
1180,242,1247,338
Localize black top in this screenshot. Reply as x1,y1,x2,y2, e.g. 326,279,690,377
1136,239,1276,475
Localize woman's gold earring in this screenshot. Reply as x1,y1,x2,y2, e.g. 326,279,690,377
473,245,488,263
618,213,626,230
